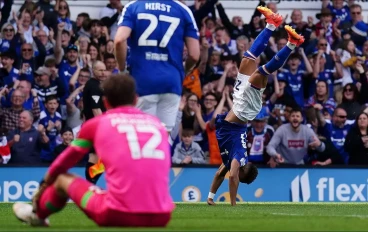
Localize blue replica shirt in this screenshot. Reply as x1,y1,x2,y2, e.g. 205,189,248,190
277,69,305,108
0,39,11,53
118,0,199,96
39,110,62,161
321,120,354,164
58,59,78,103
309,70,334,99
2,67,20,87
327,3,351,24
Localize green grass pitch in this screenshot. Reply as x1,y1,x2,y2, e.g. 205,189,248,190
1,202,368,231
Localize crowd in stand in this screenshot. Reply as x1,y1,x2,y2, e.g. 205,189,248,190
1,0,368,167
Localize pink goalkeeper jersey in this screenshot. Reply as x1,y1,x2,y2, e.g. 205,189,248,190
48,106,175,213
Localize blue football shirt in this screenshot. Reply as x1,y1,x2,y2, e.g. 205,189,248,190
118,0,199,96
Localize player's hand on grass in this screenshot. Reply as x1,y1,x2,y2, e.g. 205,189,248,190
207,198,215,205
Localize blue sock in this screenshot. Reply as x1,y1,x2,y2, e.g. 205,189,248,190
258,45,293,75
244,27,273,59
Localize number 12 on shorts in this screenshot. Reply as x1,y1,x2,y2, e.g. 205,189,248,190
117,124,165,160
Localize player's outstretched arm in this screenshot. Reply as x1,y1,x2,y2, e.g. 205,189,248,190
184,37,200,75
114,26,132,72
229,159,240,206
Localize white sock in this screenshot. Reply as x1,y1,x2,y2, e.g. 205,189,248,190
266,23,276,31
208,192,215,199
287,41,296,50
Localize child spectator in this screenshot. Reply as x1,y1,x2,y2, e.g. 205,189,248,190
52,127,73,160
38,95,62,163
172,129,205,165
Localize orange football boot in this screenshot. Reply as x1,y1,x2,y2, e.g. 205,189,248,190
284,25,305,46
257,6,283,27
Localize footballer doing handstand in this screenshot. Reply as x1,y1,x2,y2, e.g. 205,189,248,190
207,6,305,206
12,74,174,227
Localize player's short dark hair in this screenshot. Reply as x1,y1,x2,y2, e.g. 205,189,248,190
239,163,258,184
182,129,194,137
45,95,58,103
101,74,136,107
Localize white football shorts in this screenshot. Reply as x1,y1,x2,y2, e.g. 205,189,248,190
136,93,180,132
232,72,265,122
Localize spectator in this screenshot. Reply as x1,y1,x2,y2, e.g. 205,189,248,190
194,92,218,152
268,75,297,128
1,80,44,111
38,95,62,163
75,35,90,66
87,42,101,63
306,80,336,117
247,108,274,165
0,87,40,131
323,0,351,24
311,51,339,99
16,39,46,84
267,108,325,165
181,93,199,132
317,107,354,164
1,50,19,87
172,129,205,165
0,23,18,53
75,13,89,34
52,126,73,160
338,83,361,120
54,0,74,33
104,53,118,74
99,0,123,40
339,39,360,86
33,66,65,103
345,112,368,165
35,0,58,33
65,84,84,129
278,49,313,108
36,29,54,61
340,4,367,51
6,110,48,165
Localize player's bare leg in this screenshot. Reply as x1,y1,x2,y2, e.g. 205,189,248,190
12,173,76,226
207,164,228,205
225,6,283,124
229,159,241,206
